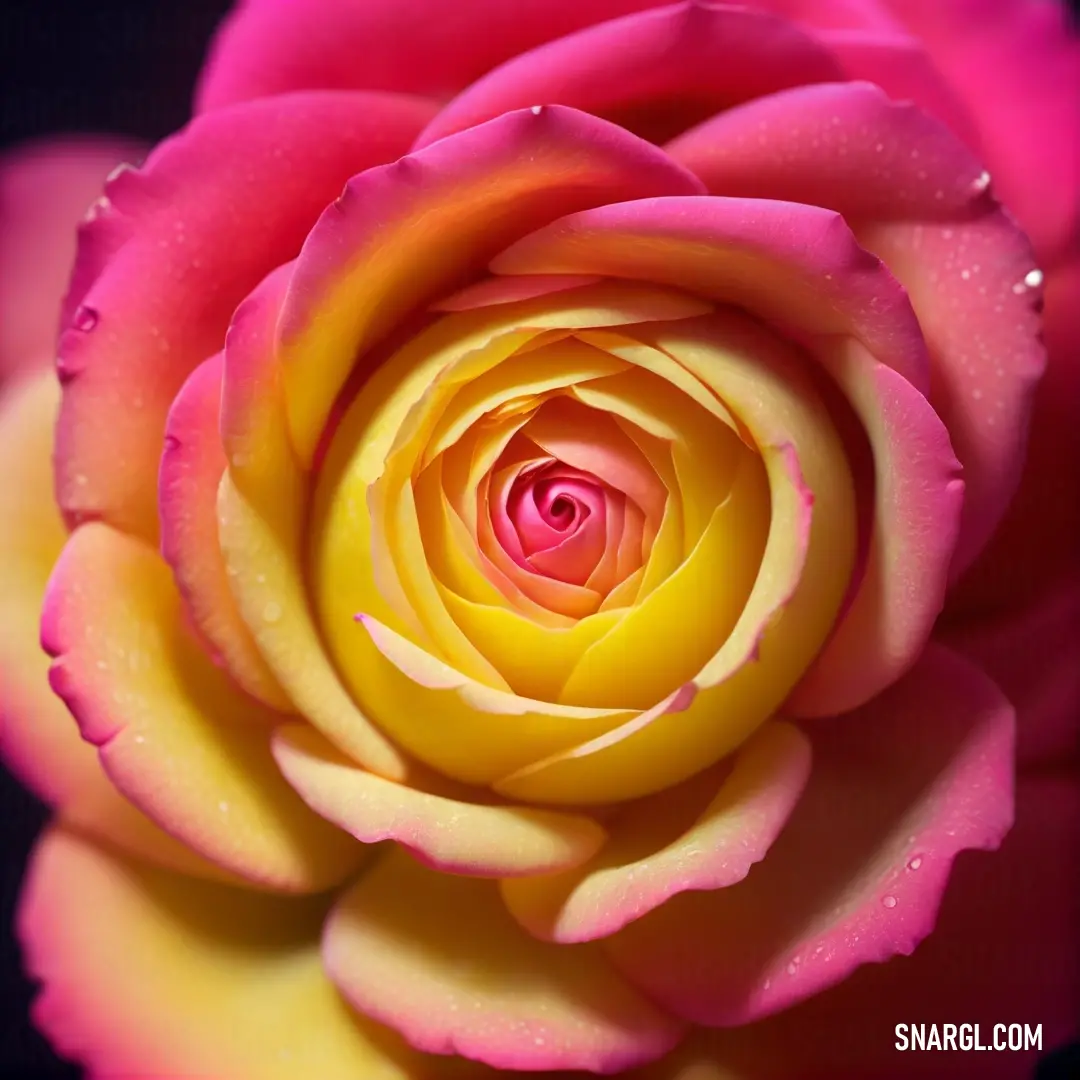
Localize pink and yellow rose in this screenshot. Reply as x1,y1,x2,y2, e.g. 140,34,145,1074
1,1,1078,1077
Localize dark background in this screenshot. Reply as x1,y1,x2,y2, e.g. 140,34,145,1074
2,2,1079,1078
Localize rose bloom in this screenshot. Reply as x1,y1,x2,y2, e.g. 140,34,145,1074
1,1,1078,1078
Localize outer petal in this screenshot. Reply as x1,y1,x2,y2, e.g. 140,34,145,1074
0,373,234,883
942,574,1080,768
785,343,963,717
818,28,979,149
949,255,1080,615
501,722,810,943
274,106,704,466
323,848,686,1073
755,0,900,31
219,262,412,783
17,827,427,1079
272,724,607,878
415,2,844,147
160,350,291,710
646,774,1079,1080
667,81,1042,578
0,137,144,382
606,644,1014,1026
492,196,930,396
884,0,1080,264
41,523,365,893
197,0,665,108
55,90,437,542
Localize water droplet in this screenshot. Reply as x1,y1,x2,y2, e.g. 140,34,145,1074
1024,268,1044,289
882,895,898,909
786,961,798,976
763,978,772,991
960,269,971,280
263,601,283,623
530,105,543,116
73,306,99,332
971,170,991,194
908,856,923,871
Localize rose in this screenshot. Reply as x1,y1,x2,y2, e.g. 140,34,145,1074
0,2,1077,1078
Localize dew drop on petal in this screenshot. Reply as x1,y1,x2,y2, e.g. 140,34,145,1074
882,895,898,909
971,170,991,194
73,305,99,332
908,856,923,871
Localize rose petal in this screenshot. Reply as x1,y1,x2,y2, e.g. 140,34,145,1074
274,106,704,467
55,90,437,541
496,197,967,718
415,1,844,147
41,522,365,893
0,373,233,883
942,573,1080,769
352,613,631,785
308,284,711,765
0,137,144,381
18,827,426,1078
495,312,856,805
786,343,964,718
502,721,810,943
323,848,685,1072
654,774,1079,1080
756,0,900,32
273,724,607,877
196,0,668,109
432,273,603,312
819,28,979,149
159,351,291,710
605,644,1015,1026
946,253,1080,616
556,442,769,711
666,80,1041,578
884,0,1080,264
492,195,930,393
218,264,412,781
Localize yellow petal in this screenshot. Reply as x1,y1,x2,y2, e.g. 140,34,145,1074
501,722,811,942
44,522,366,891
273,724,607,877
0,373,236,884
558,446,769,708
354,613,630,784
323,848,685,1072
19,827,424,1079
495,312,856,804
